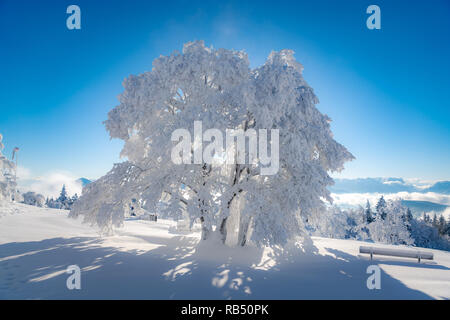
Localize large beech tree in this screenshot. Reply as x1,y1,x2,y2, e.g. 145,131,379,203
70,41,353,246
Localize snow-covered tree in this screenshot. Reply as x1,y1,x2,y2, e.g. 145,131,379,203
368,199,413,245
447,216,450,237
46,185,78,210
432,213,438,228
375,195,387,220
307,196,449,250
0,133,17,202
70,41,354,246
410,217,450,251
405,207,414,233
59,185,68,202
56,184,74,209
437,215,447,236
365,200,374,223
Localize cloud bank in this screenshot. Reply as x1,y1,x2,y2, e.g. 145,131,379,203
331,192,450,207
17,169,83,198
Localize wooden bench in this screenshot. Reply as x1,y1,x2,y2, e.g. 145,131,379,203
359,246,433,263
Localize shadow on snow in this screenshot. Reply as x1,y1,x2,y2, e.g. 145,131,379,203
0,234,441,299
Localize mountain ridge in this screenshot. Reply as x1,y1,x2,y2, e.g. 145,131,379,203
330,177,450,194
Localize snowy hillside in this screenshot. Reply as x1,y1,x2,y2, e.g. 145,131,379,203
0,202,449,300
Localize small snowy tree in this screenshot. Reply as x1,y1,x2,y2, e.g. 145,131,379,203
57,185,71,209
70,41,353,246
365,199,374,223
436,215,448,236
432,213,438,228
368,199,413,245
375,195,387,220
46,185,78,210
59,185,68,202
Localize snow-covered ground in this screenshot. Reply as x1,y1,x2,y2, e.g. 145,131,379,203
0,202,449,299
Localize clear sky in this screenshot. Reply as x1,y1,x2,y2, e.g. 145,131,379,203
1,0,449,181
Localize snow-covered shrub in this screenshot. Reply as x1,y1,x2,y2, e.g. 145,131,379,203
309,205,370,240
71,41,353,246
22,191,45,207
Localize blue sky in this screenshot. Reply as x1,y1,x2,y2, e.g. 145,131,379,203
1,0,449,182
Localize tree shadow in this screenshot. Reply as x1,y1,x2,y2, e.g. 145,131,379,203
0,234,439,299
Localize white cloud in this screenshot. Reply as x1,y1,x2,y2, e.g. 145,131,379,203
403,178,436,190
393,192,450,205
16,166,31,180
382,180,403,185
17,169,82,198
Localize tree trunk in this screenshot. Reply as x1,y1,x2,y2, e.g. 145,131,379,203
200,217,210,240
238,216,251,246
219,217,228,243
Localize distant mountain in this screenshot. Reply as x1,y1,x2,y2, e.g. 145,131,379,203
76,178,92,186
423,181,450,195
330,178,450,195
401,200,448,217
329,177,418,194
